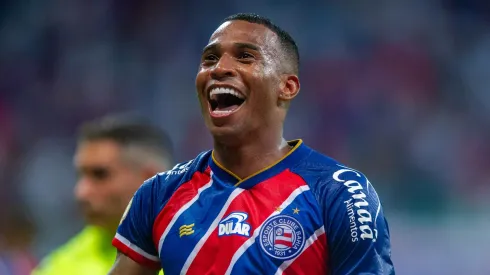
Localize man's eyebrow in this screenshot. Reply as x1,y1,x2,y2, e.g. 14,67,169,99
234,42,260,52
202,43,219,54
202,42,261,54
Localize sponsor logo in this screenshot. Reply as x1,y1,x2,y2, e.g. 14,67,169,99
161,160,192,179
333,165,379,242
218,212,251,237
259,215,305,260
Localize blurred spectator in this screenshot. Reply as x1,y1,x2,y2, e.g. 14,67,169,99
30,115,173,275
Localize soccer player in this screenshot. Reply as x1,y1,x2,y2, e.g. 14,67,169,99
110,13,395,275
32,115,172,275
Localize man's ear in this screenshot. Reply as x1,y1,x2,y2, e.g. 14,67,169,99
278,74,300,101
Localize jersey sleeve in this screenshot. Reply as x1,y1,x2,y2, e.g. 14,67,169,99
325,166,394,275
112,177,161,270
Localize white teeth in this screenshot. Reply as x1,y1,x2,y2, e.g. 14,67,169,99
209,87,245,99
212,110,234,115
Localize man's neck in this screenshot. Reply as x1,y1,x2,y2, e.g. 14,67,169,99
212,135,292,180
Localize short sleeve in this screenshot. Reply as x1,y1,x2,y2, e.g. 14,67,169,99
112,178,161,270
325,166,395,275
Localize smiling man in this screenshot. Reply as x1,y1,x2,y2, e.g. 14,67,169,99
109,13,394,275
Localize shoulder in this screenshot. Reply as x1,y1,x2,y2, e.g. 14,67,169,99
156,150,211,184
32,227,96,273
293,146,386,237
291,147,371,195
130,150,212,217
50,226,98,256
291,146,379,211
291,145,357,177
140,150,212,198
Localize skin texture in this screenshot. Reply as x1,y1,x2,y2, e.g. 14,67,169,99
74,139,157,234
108,20,300,274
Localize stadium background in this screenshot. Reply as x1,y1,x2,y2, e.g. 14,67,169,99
0,0,489,274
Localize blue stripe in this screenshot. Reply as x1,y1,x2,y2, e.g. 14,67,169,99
159,174,236,275
229,191,323,274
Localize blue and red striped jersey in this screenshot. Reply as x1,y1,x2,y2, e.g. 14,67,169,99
113,140,394,274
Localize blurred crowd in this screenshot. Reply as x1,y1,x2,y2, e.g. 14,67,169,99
0,0,489,274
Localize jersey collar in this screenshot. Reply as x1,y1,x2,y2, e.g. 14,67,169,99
209,139,311,189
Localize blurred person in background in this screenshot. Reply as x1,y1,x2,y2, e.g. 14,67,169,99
31,115,173,275
109,13,393,275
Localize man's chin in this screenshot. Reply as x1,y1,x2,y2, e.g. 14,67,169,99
203,111,248,143
84,213,106,227
208,124,249,147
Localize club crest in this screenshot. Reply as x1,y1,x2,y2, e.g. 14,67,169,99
259,215,306,260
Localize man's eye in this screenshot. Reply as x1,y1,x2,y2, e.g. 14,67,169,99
239,52,254,59
91,168,109,180
204,54,218,61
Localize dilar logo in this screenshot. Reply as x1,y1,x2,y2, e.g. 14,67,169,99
259,215,305,260
218,212,251,237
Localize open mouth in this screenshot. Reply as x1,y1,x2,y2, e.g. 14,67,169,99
208,87,246,116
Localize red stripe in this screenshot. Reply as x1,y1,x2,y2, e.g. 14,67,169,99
186,170,307,275
152,167,211,246
112,238,161,270
283,233,328,275
275,239,293,246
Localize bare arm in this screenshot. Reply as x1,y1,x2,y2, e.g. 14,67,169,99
108,252,159,275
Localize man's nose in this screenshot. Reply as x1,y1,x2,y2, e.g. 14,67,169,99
210,54,237,80
74,178,92,202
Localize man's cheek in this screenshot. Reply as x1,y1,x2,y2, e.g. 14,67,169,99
110,193,129,213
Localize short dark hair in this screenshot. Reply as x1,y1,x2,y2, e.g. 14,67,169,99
223,13,300,74
78,114,174,167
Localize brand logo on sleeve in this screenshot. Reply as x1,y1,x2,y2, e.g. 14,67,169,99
160,160,193,180
179,224,195,237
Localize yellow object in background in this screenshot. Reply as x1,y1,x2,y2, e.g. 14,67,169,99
31,226,163,275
